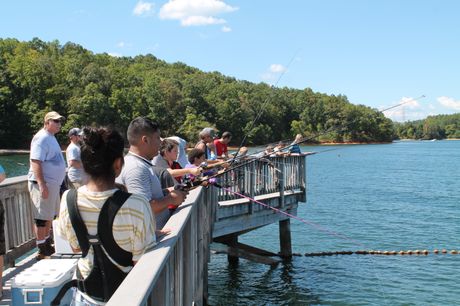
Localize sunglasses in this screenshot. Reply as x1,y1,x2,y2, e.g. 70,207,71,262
51,119,61,123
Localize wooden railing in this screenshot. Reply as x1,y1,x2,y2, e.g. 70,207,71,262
217,154,307,203
0,154,307,305
0,175,36,267
107,186,217,306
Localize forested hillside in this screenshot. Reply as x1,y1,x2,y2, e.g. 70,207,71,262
395,113,460,140
0,38,395,149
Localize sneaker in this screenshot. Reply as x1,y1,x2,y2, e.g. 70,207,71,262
36,243,49,261
45,236,55,256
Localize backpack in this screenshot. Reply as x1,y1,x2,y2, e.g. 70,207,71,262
52,189,133,305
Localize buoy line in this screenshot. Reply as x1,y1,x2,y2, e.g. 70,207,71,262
290,249,460,257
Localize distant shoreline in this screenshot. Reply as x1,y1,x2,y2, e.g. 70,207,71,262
2,138,459,155
0,150,29,156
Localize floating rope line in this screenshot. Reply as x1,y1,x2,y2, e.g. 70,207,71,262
290,249,460,257
209,181,460,260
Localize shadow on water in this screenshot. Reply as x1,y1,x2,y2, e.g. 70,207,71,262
209,256,323,306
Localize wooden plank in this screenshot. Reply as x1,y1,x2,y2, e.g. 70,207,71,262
210,242,280,265
235,242,279,257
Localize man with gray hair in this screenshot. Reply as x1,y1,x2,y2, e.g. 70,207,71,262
116,117,187,231
195,127,218,160
28,111,67,260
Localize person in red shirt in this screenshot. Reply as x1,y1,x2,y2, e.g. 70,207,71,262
214,131,232,159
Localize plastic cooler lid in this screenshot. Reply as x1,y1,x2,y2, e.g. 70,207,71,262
12,259,78,288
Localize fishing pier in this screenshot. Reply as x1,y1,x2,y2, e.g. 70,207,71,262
0,154,308,305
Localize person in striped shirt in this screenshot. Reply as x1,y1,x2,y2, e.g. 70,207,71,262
58,127,155,305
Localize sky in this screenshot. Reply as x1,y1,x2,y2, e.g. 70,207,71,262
1,0,459,122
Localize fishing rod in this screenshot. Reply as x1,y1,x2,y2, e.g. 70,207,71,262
380,95,425,113
231,50,300,166
207,94,427,178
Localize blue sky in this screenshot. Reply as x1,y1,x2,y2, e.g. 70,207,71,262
1,0,459,121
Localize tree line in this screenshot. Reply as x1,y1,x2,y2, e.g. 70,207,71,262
395,113,460,140
0,38,395,149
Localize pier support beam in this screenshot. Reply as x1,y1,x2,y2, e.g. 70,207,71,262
215,234,240,264
279,219,292,258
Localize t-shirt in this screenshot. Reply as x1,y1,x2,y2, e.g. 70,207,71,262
152,154,170,169
116,152,168,229
214,139,228,157
289,143,301,154
66,142,87,183
28,129,66,185
0,165,4,175
152,155,183,183
58,186,155,278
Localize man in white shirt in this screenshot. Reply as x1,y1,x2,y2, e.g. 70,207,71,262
28,111,66,260
66,127,88,188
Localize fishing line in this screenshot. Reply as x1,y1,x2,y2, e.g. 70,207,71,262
214,183,364,246
211,181,391,304
211,95,427,178
231,50,301,166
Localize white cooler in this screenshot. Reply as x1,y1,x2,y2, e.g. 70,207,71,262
11,258,78,305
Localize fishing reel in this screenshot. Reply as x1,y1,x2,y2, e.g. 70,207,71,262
199,162,212,170
175,175,205,191
175,175,219,191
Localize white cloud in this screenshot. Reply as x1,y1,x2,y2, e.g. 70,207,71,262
438,96,460,111
116,41,133,48
181,16,226,26
269,64,287,73
159,0,238,27
221,25,232,32
108,52,122,57
261,64,288,84
382,96,423,122
133,1,154,16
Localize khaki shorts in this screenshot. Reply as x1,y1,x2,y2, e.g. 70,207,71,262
28,182,61,220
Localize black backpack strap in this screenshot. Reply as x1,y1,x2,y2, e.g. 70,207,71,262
98,190,133,266
51,279,78,306
66,189,90,257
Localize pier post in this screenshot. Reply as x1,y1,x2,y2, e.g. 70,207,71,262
216,233,240,264
279,219,292,258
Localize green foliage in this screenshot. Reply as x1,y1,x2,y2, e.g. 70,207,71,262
395,113,460,140
0,38,397,149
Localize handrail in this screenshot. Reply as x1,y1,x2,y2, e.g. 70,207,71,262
217,154,307,202
0,154,308,305
107,185,217,306
0,175,36,267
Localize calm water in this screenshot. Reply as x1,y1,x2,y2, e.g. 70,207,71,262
2,142,459,305
208,140,460,305
0,154,29,177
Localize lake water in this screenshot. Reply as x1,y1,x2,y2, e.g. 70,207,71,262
2,141,459,305
208,140,460,305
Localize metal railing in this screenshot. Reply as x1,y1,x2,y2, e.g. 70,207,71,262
0,175,36,267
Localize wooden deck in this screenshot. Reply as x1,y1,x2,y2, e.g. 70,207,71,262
0,154,308,305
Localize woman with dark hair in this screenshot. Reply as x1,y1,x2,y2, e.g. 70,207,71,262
152,138,202,183
58,127,155,305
